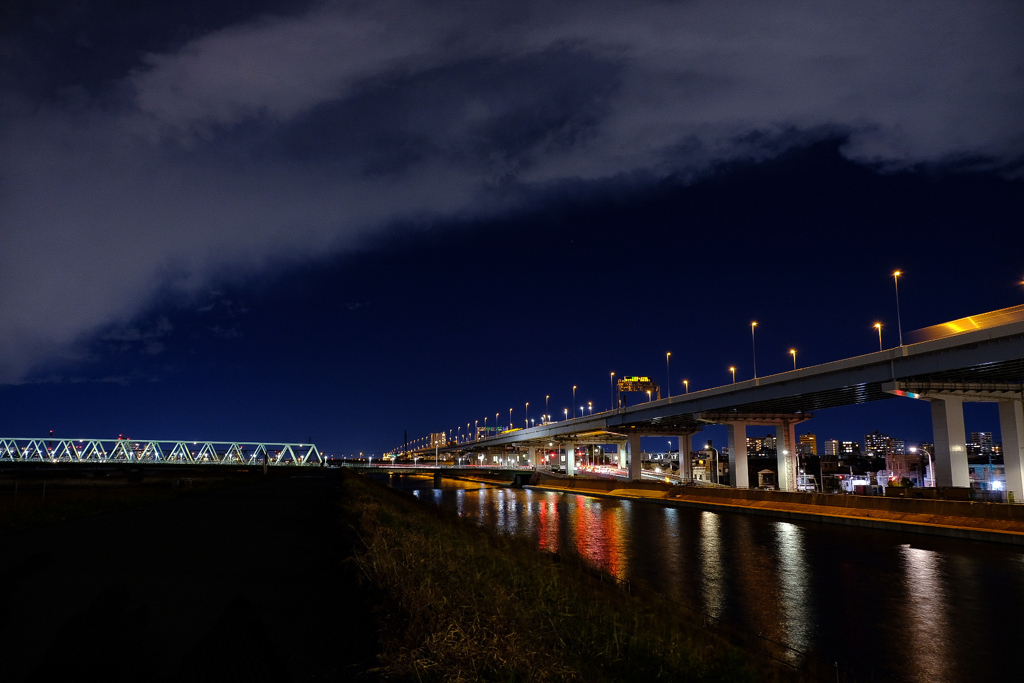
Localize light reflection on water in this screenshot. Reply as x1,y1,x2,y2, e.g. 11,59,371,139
397,474,1024,680
700,511,725,618
902,545,951,682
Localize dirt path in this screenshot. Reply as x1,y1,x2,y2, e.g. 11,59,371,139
0,471,379,682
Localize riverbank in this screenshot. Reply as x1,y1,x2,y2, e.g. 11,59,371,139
521,475,1024,545
343,469,811,682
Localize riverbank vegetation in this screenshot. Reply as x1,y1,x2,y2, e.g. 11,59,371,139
341,471,802,682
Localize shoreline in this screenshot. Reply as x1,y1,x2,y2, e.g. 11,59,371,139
442,472,1024,545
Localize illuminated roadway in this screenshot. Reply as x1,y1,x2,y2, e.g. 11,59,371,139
432,305,1024,496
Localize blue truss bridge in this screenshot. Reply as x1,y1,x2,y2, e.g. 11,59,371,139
0,438,322,466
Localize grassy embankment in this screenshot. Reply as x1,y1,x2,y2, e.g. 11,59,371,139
342,471,804,682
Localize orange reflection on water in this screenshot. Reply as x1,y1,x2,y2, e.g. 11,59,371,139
535,494,560,553
566,495,629,578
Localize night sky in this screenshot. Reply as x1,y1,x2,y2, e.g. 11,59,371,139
2,1,1022,456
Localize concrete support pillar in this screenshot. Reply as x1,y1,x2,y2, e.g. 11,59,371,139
528,447,538,468
678,433,695,482
565,443,576,476
726,423,748,489
618,442,627,469
999,399,1024,502
776,421,798,492
930,397,969,488
628,432,643,481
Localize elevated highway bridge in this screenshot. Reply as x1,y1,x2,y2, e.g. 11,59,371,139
433,305,1024,498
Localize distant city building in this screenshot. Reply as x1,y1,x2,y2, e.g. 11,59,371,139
798,433,818,456
865,431,892,457
968,431,995,457
838,441,861,459
824,439,840,457
891,439,906,456
746,434,776,457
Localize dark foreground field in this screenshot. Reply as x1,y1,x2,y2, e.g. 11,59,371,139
0,468,378,681
1,468,804,681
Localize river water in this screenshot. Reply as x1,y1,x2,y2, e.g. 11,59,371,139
376,473,1024,682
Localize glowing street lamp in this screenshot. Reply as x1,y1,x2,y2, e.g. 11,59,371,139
666,352,672,397
572,385,577,412
683,379,689,394
525,402,529,426
729,366,736,383
789,348,797,370
646,390,652,402
580,406,585,418
545,394,550,416
564,408,568,421
610,371,616,410
874,322,883,352
893,270,904,347
588,401,593,415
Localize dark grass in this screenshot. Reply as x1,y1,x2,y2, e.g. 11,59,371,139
0,476,241,533
340,470,806,682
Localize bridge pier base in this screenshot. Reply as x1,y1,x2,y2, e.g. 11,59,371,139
433,471,443,488
565,442,576,476
628,433,642,481
726,423,748,488
528,446,538,468
930,397,969,488
776,420,798,492
677,433,696,481
999,399,1024,502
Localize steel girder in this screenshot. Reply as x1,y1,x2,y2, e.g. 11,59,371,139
0,438,322,466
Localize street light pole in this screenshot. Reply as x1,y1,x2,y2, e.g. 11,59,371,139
610,372,615,409
730,366,736,383
874,322,883,352
893,270,904,346
751,322,758,379
683,379,689,394
525,402,529,427
790,348,797,370
666,352,672,398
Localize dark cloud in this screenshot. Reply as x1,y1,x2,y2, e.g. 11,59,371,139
1,0,1022,382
